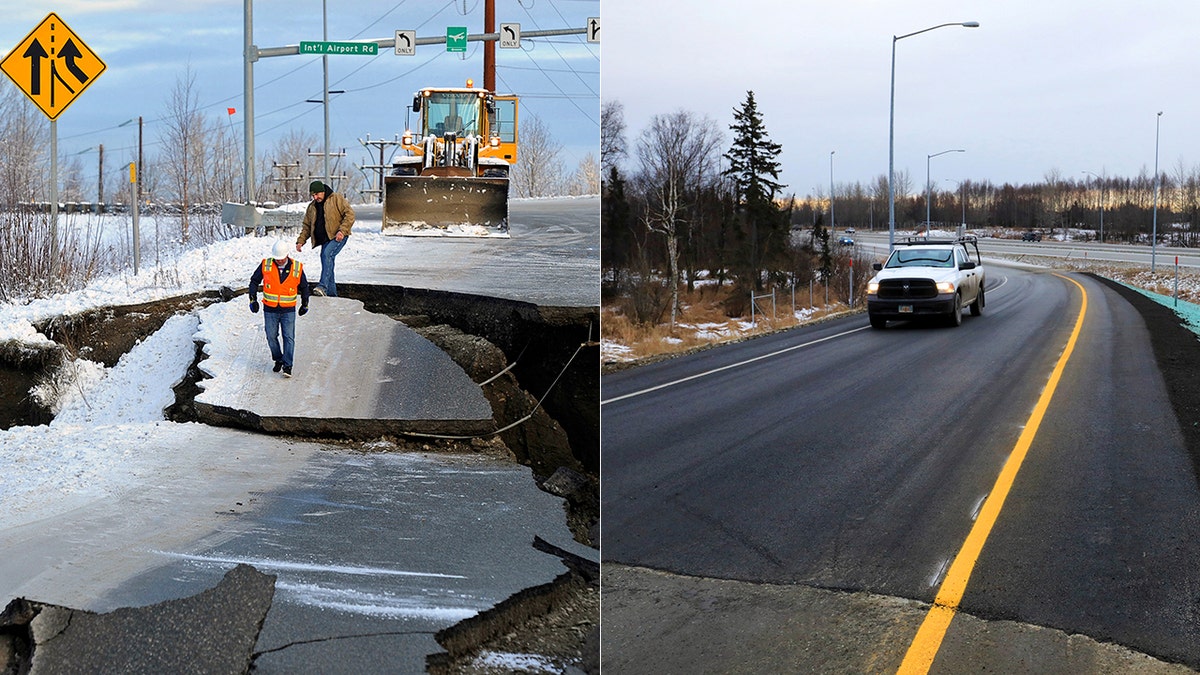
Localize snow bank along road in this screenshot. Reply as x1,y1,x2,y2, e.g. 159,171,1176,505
601,263,1200,672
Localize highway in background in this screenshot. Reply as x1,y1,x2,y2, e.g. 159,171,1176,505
852,229,1200,269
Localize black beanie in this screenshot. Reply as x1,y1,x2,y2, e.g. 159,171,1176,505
309,180,325,194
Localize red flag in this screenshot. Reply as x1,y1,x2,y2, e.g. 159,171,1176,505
227,107,236,115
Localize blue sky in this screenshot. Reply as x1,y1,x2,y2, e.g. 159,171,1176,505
604,0,1200,200
1,0,599,194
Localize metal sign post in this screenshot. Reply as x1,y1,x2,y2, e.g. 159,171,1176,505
50,122,57,264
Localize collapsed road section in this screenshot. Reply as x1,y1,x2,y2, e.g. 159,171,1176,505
0,283,598,673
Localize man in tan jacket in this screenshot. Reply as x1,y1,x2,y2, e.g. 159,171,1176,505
296,180,355,296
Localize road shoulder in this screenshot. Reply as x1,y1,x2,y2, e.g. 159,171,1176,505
601,564,1195,673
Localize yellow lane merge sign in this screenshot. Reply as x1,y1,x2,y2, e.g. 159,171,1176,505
1,13,106,121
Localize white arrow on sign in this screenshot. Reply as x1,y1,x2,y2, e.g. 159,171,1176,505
500,23,520,49
395,29,416,56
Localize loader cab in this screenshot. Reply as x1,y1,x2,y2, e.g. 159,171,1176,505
402,84,519,166
415,89,486,138
490,95,519,162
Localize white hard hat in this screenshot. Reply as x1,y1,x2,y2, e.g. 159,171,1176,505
271,239,291,260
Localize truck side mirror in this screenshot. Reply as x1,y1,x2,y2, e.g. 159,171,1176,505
960,261,976,270
412,96,421,112
872,262,883,271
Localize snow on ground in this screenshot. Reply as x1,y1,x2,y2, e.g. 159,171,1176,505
472,650,573,673
0,205,357,530
601,305,835,365
0,196,593,534
0,312,209,529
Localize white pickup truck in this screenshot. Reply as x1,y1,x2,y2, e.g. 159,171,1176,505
865,236,985,329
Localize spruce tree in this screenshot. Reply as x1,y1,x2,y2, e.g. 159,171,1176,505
723,91,786,290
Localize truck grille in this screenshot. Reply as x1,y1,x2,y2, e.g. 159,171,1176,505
878,278,938,300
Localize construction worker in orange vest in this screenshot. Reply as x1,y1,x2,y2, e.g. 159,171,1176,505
249,239,311,377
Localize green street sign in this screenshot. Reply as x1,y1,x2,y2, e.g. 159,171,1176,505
447,26,467,53
299,41,378,56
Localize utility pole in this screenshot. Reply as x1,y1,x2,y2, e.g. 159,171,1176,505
137,117,143,205
97,144,104,213
270,161,302,202
359,134,403,204
307,147,348,185
484,0,496,91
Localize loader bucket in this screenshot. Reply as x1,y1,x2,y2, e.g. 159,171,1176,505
382,174,510,237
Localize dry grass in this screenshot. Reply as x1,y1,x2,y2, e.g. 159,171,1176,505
602,281,853,365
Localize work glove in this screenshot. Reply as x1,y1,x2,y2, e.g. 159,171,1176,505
298,305,309,317
249,300,259,313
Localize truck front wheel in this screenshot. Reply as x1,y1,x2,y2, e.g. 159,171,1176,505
970,286,985,317
948,293,963,327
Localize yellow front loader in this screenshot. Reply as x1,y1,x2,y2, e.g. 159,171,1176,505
383,82,518,237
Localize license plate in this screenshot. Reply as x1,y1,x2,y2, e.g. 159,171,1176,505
899,305,913,314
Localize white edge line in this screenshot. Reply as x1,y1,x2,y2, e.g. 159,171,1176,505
600,326,871,406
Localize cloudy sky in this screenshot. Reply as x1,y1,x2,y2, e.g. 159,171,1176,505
604,0,1199,201
1,0,599,195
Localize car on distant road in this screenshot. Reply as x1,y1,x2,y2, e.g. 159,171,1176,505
845,227,856,234
1021,231,1042,242
838,236,855,246
866,235,985,328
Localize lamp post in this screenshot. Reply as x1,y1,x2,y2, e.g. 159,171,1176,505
829,150,836,232
119,117,144,205
1082,170,1105,244
888,21,979,250
926,149,964,232
1152,111,1163,273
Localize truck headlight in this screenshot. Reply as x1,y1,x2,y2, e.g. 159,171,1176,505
867,282,879,294
936,281,956,294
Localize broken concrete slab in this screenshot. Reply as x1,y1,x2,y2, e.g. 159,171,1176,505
1,564,274,674
193,296,494,437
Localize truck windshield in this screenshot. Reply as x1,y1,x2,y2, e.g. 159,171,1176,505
424,92,482,136
886,249,954,268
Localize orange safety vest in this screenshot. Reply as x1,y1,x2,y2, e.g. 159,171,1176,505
261,258,303,308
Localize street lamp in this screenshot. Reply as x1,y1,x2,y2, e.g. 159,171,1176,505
1152,111,1163,272
888,21,979,249
829,150,836,231
119,117,143,205
1082,170,1105,244
926,148,964,232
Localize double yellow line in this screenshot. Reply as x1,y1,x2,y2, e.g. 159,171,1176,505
897,274,1088,673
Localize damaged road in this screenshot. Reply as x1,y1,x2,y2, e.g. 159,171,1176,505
2,565,275,674
0,287,598,674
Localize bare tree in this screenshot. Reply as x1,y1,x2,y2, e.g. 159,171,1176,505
635,109,723,326
207,113,241,203
158,66,207,242
601,99,627,174
568,152,601,196
512,114,564,198
60,156,86,202
0,83,48,205
261,129,322,204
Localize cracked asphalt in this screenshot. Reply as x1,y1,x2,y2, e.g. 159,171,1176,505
96,447,591,673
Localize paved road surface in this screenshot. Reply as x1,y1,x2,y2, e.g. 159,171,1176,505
343,196,599,307
602,264,1200,671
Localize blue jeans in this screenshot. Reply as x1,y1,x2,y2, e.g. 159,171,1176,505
319,237,346,296
263,310,296,367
